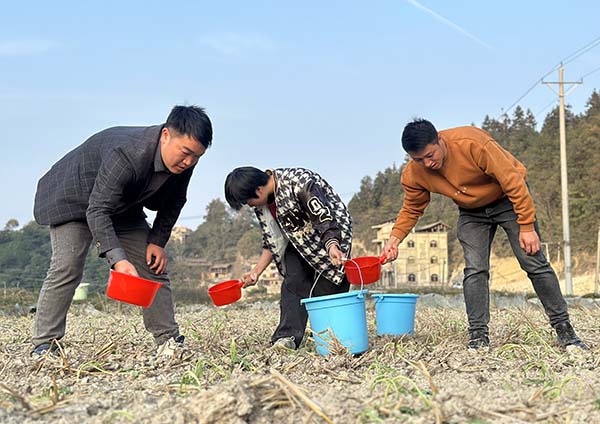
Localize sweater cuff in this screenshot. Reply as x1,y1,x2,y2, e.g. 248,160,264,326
519,223,535,232
390,229,408,241
325,238,340,252
147,232,167,248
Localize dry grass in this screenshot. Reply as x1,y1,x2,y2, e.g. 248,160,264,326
0,299,599,423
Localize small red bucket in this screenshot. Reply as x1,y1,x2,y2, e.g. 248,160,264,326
106,270,163,308
344,255,386,285
208,280,244,306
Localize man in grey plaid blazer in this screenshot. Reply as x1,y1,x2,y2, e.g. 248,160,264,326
31,105,213,356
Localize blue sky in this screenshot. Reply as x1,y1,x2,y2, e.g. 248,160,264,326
2,1,600,229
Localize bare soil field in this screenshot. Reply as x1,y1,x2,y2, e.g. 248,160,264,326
1,299,599,423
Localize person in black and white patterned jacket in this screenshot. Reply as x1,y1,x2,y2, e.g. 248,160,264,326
225,167,353,350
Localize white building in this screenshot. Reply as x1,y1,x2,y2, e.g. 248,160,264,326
372,221,450,287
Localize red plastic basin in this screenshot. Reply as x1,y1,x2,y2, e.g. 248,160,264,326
208,280,244,306
344,255,386,285
106,270,162,308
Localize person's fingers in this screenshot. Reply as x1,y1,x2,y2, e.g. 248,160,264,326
156,258,166,274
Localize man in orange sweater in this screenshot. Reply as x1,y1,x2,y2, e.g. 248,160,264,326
382,119,587,350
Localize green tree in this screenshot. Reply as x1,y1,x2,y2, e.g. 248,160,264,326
183,199,259,261
4,219,19,231
236,228,263,259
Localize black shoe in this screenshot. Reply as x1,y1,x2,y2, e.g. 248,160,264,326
31,343,59,357
174,335,185,347
554,322,589,350
467,331,490,349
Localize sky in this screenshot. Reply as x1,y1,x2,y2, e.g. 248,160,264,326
2,0,600,229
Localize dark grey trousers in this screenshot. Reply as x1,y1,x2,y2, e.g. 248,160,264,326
32,219,179,348
458,196,570,335
272,244,350,348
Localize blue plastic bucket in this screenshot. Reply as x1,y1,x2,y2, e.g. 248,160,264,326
300,289,369,356
372,293,419,336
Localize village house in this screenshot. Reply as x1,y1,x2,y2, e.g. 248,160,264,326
170,226,192,243
208,263,233,280
259,262,283,294
372,221,449,287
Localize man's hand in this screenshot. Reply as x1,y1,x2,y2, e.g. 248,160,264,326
381,236,400,264
519,231,541,256
241,271,260,288
328,244,346,266
147,243,168,274
114,260,139,277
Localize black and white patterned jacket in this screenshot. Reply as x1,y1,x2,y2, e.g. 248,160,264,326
254,168,352,285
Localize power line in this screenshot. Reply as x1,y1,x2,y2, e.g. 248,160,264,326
580,65,600,80
178,215,204,221
498,79,546,119
563,35,600,66
534,99,558,119
532,63,600,120
498,35,600,118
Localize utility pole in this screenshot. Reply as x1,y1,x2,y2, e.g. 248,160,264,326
542,64,581,295
541,242,550,261
595,226,600,296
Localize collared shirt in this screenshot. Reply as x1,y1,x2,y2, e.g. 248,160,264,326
105,143,172,267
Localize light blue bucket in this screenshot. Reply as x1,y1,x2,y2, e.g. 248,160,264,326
372,293,419,336
301,289,369,356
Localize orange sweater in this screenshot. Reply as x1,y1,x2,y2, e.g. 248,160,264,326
391,126,536,241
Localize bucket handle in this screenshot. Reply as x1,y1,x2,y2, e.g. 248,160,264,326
344,258,365,293
308,252,385,298
340,253,386,293
308,262,365,299
309,269,326,298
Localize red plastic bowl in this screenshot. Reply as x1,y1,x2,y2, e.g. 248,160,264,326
208,280,244,306
106,270,163,308
344,255,386,285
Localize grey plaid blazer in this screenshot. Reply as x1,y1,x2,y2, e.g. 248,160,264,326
33,125,193,256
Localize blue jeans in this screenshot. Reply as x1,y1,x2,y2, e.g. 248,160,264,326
457,196,569,335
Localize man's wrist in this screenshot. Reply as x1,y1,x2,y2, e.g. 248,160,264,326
519,224,535,233
106,248,127,268
388,235,401,248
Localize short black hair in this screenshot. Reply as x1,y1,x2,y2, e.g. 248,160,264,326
224,167,270,210
166,105,213,148
401,119,438,153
